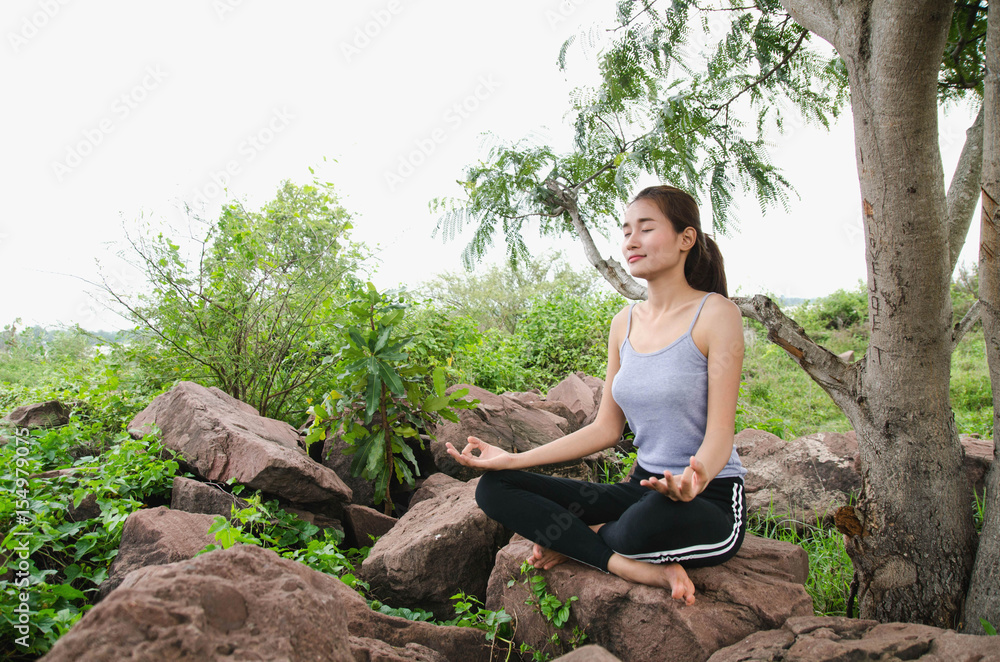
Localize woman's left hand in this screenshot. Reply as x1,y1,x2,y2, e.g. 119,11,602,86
640,456,709,502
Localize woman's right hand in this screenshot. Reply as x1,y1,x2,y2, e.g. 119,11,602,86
445,436,514,471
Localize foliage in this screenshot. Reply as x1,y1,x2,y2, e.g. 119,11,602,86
746,506,853,617
509,562,588,659
308,284,478,513
434,0,848,278
105,179,366,420
0,423,179,658
418,251,602,333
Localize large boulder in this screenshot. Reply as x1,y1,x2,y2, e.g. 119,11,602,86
431,384,594,482
3,400,71,429
408,472,464,508
343,504,397,549
706,615,1000,661
42,544,492,662
486,534,813,662
962,435,994,497
170,476,250,521
735,429,860,524
97,507,217,600
129,381,351,515
545,373,598,429
361,476,512,618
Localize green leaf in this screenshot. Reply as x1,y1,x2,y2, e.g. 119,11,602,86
432,366,446,397
48,584,86,600
424,395,450,412
377,361,406,396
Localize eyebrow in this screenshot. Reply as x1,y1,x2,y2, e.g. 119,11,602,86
622,217,656,229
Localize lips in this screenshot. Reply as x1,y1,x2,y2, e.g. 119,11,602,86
628,255,644,263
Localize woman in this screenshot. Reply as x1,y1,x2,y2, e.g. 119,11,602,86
445,185,746,605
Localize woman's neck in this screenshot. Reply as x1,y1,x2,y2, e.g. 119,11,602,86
642,271,699,313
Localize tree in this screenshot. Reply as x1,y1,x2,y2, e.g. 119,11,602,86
105,180,366,420
437,0,995,628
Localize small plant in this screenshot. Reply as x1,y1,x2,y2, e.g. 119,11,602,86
980,618,998,636
307,283,477,514
508,561,588,658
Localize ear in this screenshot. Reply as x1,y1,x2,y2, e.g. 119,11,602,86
680,227,697,250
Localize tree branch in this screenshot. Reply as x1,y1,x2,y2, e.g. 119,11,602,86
544,180,648,300
952,299,982,348
732,294,859,411
948,104,985,271
779,0,838,45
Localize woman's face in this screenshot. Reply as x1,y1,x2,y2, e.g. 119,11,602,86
621,198,695,279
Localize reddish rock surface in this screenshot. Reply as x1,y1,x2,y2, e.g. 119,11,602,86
961,435,994,496
552,646,624,661
45,544,492,662
706,615,1000,661
96,507,218,600
129,381,352,512
344,503,397,548
545,373,597,428
170,476,250,520
431,384,593,482
361,476,512,618
3,400,71,429
408,472,464,508
735,429,860,523
487,534,813,662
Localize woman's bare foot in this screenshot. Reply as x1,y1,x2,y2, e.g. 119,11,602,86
606,554,696,605
528,543,569,570
526,524,606,570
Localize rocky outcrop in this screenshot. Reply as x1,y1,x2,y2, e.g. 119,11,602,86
430,384,595,482
3,400,71,429
552,646,624,662
962,435,994,497
487,535,813,662
706,615,1000,661
361,476,512,618
735,429,860,524
544,373,598,429
97,507,217,600
43,544,491,662
408,472,464,508
129,381,351,516
344,504,397,548
170,476,250,521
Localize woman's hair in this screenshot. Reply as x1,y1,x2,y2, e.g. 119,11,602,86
630,185,728,298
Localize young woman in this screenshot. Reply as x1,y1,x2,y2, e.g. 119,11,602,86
445,185,746,605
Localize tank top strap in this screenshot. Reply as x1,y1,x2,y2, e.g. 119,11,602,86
624,302,637,340
686,292,714,334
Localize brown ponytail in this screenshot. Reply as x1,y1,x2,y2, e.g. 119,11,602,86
630,186,729,298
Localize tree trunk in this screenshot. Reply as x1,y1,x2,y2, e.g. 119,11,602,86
962,0,1000,633
781,0,976,626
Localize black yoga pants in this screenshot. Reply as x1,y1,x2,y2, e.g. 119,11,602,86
475,463,746,573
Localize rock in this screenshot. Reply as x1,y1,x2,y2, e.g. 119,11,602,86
706,615,1000,662
344,504,397,548
837,349,855,362
97,507,217,600
486,534,813,662
431,384,593,482
408,472,464,508
66,492,101,522
348,636,447,661
546,373,597,428
170,476,251,521
961,435,994,497
735,428,860,524
280,504,344,534
47,544,492,662
3,400,71,429
552,645,624,662
129,381,352,514
361,477,512,619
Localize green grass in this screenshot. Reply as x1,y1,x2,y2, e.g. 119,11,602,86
746,509,853,616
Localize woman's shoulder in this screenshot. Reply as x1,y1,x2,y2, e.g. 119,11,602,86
701,292,741,321
697,293,743,347
608,302,635,343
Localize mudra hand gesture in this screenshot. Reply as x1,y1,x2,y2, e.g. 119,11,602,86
640,455,710,502
445,436,512,471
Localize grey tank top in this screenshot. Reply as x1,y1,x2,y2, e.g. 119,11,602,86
611,293,747,479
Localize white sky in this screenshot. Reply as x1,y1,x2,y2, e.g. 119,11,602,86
0,0,982,332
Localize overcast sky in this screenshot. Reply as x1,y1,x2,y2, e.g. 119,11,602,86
1,1,981,332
